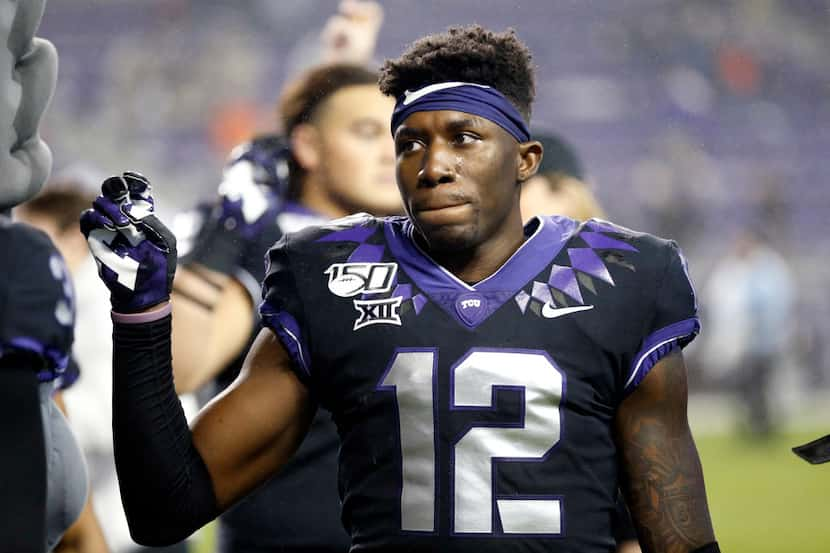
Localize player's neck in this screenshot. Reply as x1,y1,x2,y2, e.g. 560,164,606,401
419,211,527,285
297,176,350,220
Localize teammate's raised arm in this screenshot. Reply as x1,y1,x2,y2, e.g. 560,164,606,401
80,172,314,544
321,0,384,65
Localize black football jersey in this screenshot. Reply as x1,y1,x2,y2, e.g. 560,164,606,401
260,214,699,553
0,217,75,383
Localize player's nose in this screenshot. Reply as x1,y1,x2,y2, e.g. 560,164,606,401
417,143,455,188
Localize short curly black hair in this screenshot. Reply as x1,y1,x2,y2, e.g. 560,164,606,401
379,25,536,121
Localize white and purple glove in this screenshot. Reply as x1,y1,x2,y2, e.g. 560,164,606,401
181,135,288,277
80,172,176,313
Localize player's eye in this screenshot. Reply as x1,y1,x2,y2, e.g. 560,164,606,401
452,132,480,146
396,139,423,155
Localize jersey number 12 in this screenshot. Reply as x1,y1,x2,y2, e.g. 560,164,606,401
378,348,564,535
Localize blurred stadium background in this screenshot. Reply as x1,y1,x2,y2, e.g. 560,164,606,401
39,1,829,551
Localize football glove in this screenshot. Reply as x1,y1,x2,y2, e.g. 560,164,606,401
80,172,176,313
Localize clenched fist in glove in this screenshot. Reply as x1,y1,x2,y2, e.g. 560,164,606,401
80,172,177,313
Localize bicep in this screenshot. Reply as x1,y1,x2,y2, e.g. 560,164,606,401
614,349,715,553
189,328,315,509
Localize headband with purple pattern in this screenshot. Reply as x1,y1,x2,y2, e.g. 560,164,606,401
391,82,531,143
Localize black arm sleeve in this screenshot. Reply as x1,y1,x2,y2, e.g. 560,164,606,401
0,355,46,553
112,315,219,546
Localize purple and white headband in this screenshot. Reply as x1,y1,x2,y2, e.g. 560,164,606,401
391,82,531,143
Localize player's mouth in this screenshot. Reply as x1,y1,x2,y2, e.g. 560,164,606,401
414,202,473,225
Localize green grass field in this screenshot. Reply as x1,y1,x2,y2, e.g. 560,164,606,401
193,430,830,553
697,431,830,553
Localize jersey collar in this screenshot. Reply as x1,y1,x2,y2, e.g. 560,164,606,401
384,215,579,328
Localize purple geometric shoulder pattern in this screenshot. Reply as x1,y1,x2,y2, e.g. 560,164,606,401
315,215,428,317
384,215,580,329
315,212,381,261
515,218,640,316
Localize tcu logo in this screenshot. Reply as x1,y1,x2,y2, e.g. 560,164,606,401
325,262,398,297
460,298,481,309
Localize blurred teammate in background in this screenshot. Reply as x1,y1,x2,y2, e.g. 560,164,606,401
519,132,605,224
170,3,399,551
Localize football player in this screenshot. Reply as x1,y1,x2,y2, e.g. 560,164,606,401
82,25,720,553
0,0,89,550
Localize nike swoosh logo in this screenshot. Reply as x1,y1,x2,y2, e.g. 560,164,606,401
402,82,490,105
541,303,595,319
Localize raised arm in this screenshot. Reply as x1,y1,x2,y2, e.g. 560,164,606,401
112,313,313,544
81,173,313,545
615,350,718,553
320,0,384,65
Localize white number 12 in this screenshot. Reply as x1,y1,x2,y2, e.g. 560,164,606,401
378,348,564,535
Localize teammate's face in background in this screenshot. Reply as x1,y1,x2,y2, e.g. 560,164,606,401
394,110,525,253
313,84,401,215
520,174,605,223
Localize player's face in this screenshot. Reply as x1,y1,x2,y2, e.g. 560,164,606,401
520,174,599,223
394,110,527,253
314,85,401,215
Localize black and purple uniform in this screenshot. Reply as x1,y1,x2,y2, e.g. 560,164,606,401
0,218,86,551
260,214,699,553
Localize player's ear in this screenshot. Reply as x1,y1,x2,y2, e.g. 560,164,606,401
290,124,322,172
517,140,543,183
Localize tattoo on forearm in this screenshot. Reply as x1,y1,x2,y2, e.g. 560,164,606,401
618,354,715,553
625,428,711,552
